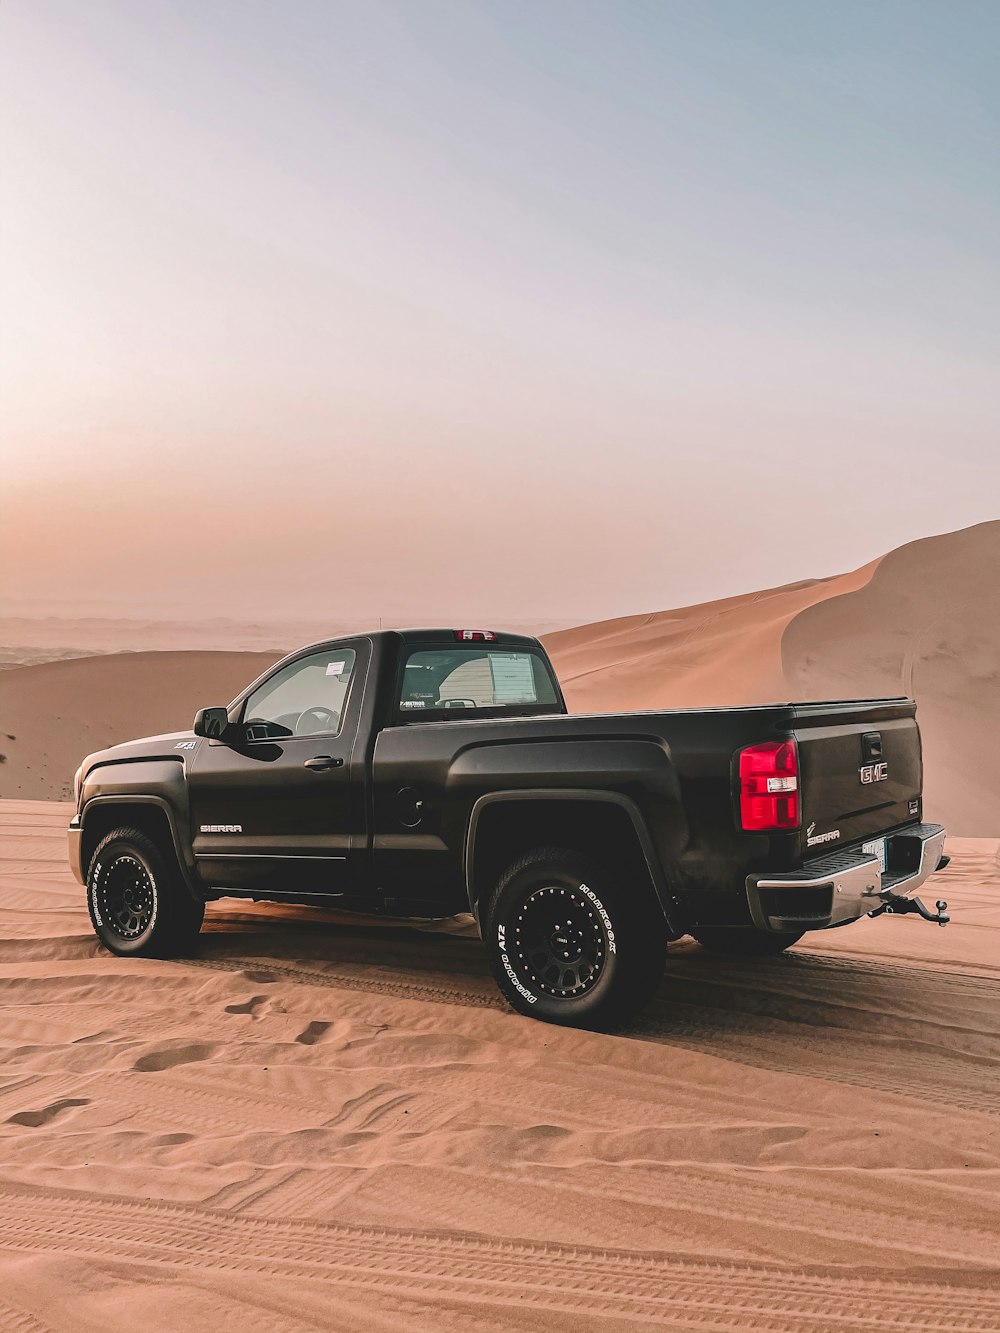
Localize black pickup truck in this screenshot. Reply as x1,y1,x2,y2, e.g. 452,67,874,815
69,629,949,1028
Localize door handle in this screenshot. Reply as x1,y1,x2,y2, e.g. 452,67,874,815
303,755,344,771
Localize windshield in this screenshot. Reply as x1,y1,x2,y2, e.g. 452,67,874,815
397,645,561,719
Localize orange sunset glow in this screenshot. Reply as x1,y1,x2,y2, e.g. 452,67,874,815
3,2,998,625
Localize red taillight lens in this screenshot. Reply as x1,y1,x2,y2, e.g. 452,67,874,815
739,740,799,831
455,630,498,642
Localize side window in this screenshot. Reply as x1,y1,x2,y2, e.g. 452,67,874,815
242,649,357,741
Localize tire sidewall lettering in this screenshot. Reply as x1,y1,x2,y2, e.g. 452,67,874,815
577,881,616,954
146,867,158,934
91,860,104,925
496,923,537,1004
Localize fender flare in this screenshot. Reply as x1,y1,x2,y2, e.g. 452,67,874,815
79,792,201,901
463,788,679,934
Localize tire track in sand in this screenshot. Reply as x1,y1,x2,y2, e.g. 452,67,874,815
185,954,507,1011
185,952,1000,1115
0,1299,51,1333
0,1186,998,1331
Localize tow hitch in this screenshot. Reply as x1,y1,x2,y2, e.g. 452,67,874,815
868,891,950,926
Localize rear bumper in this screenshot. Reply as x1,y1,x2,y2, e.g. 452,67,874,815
746,822,946,933
68,815,84,885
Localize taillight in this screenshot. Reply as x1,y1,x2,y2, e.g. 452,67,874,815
738,740,799,831
455,630,498,642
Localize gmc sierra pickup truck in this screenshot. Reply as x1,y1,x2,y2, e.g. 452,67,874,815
69,629,949,1028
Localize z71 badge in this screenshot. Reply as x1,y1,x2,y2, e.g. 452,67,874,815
860,762,889,784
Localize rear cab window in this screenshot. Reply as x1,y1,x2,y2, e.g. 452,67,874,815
396,643,561,721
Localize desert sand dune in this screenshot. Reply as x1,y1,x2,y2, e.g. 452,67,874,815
0,800,998,1330
0,651,278,800
545,565,881,711
782,522,1000,836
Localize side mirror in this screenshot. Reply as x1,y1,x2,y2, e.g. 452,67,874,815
193,706,231,740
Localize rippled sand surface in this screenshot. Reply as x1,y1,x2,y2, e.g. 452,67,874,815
1,800,998,1331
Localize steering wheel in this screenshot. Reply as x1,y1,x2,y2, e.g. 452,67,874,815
294,706,338,736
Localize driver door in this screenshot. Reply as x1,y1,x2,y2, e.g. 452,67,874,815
188,642,368,895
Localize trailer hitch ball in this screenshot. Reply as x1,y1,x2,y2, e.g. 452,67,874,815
867,892,950,926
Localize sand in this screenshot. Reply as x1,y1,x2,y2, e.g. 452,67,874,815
782,523,1000,838
1,799,999,1330
0,652,280,801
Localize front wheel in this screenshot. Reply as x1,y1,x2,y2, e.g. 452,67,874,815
87,827,205,958
689,925,802,956
484,846,667,1029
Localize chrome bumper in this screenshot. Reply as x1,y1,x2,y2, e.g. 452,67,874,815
747,822,947,934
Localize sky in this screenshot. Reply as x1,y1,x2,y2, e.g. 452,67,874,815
2,0,998,623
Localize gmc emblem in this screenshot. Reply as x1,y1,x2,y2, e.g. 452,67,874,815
860,762,889,785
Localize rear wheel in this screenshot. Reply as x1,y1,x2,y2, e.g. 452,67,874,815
87,827,204,958
690,925,802,956
484,846,667,1029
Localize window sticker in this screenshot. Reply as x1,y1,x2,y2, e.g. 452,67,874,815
489,653,537,703
401,699,426,709
326,661,346,676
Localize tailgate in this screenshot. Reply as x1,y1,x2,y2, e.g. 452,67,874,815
792,699,922,854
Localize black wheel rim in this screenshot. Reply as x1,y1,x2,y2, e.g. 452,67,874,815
96,854,156,939
511,884,607,998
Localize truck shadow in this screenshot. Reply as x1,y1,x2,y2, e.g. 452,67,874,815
638,944,1000,1114
197,900,499,1002
193,899,1000,1114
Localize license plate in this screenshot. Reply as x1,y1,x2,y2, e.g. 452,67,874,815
862,837,887,873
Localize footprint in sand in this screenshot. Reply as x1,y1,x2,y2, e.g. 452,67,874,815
132,1043,216,1073
295,1020,334,1046
7,1097,90,1128
224,994,271,1017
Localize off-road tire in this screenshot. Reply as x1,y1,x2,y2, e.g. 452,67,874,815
690,925,803,956
484,846,667,1029
87,827,205,958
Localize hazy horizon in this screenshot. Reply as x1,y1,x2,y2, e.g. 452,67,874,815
0,517,996,630
3,1,998,622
